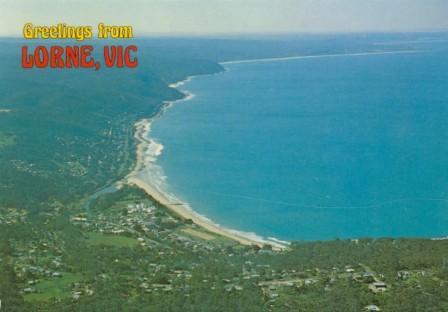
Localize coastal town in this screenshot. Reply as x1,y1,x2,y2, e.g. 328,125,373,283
2,186,446,311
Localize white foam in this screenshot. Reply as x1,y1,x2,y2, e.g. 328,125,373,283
267,237,291,246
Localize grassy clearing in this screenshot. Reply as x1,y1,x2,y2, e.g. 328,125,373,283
181,228,216,241
24,273,81,302
178,226,235,246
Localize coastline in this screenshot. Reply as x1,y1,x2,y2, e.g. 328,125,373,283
220,50,423,65
124,49,430,251
126,74,288,251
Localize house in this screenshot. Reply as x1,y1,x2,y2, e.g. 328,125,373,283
365,304,381,311
363,272,375,283
71,216,87,222
352,273,363,282
397,270,410,280
304,278,318,286
72,291,82,300
269,293,279,299
369,281,388,293
52,272,63,278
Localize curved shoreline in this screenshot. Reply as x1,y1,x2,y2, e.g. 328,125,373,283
126,74,289,251
124,49,431,251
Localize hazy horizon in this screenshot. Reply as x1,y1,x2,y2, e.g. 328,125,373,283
1,0,448,37
2,29,448,40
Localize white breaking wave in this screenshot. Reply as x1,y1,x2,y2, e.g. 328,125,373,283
267,237,291,246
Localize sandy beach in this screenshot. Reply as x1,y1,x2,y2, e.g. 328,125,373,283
126,81,288,251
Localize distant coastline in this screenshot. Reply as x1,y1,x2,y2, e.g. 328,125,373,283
220,50,423,65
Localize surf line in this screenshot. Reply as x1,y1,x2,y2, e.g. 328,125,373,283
188,189,448,210
220,50,423,65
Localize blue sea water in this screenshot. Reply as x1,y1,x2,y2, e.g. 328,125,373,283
150,40,448,241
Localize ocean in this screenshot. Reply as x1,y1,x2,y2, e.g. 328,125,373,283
149,39,448,241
